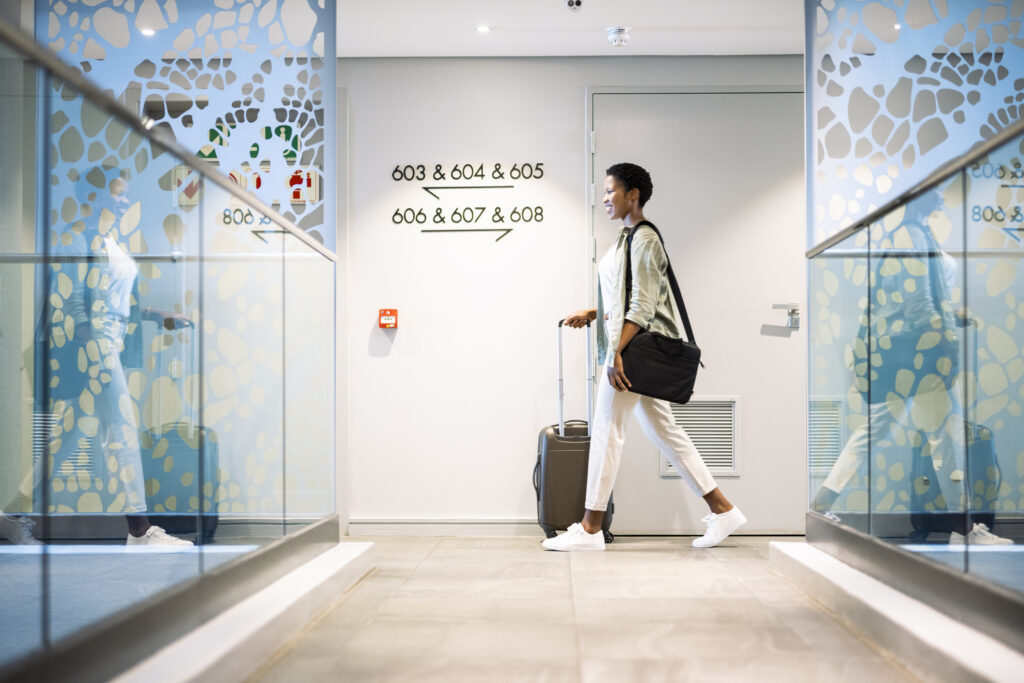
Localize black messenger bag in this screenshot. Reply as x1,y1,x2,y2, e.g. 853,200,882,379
619,221,702,405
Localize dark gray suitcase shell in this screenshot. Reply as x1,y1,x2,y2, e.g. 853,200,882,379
141,320,219,543
140,421,219,543
534,420,613,542
533,321,614,543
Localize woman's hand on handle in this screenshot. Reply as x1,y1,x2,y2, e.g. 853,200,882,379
564,309,597,329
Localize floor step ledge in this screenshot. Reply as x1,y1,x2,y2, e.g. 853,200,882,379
770,541,1024,683
114,541,375,683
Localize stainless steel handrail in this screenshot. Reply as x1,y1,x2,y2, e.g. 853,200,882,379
806,116,1024,260
0,18,337,264
0,253,330,264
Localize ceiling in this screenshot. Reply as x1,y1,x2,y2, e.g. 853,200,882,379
337,0,805,58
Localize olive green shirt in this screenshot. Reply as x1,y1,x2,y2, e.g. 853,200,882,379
596,223,685,367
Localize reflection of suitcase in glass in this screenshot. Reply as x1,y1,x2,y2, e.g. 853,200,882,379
141,320,219,543
910,319,1001,539
140,421,220,543
910,422,998,538
533,321,614,544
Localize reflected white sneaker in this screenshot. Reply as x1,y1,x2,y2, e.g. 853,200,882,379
542,523,605,551
692,507,747,548
0,513,41,545
126,525,193,547
949,523,1012,546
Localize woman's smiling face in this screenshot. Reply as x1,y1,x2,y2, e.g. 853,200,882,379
603,175,633,221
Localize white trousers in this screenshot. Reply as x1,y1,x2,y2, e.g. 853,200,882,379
585,373,718,511
821,396,966,511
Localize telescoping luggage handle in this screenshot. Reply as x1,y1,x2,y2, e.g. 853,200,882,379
557,319,594,438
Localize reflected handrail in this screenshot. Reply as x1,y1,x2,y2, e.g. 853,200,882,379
0,18,335,263
807,116,1024,260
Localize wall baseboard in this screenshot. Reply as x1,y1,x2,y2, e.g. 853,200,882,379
348,518,540,537
347,518,806,538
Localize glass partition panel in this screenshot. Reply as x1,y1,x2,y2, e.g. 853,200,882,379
200,181,286,546
963,130,1024,593
0,15,336,671
41,73,207,642
867,177,968,569
0,39,43,667
284,236,335,531
809,230,870,533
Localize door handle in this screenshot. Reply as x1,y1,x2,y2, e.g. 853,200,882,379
772,303,800,330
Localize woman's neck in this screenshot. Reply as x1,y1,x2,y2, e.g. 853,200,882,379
622,210,645,228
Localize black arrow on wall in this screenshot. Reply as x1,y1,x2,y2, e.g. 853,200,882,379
422,228,513,242
252,229,289,242
422,185,514,199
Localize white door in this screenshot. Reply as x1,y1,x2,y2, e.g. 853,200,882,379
591,91,806,534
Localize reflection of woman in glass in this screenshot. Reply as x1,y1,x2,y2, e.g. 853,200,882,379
812,191,1010,545
543,163,745,552
38,168,191,546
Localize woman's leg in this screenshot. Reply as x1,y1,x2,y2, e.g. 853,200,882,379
815,399,893,514
581,376,640,533
634,396,747,546
633,396,722,509
92,324,148,519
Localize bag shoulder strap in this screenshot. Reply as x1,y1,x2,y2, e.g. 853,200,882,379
624,220,697,345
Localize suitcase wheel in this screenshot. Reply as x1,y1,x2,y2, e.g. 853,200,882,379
545,529,557,539
603,530,614,544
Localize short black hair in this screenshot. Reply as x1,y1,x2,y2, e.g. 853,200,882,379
606,163,653,208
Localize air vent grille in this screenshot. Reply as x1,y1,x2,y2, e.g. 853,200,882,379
662,398,738,477
809,399,842,478
33,410,97,476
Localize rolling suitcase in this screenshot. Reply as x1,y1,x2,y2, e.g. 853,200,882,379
140,421,220,543
909,421,999,538
140,319,220,543
533,319,614,543
909,318,999,540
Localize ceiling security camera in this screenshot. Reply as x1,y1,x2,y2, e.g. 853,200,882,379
566,0,582,11
607,27,630,47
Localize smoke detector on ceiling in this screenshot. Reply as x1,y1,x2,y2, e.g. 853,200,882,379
607,27,630,47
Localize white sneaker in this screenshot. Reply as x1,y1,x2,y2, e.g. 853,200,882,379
692,507,747,548
126,525,193,547
0,513,41,545
949,523,1012,546
541,523,605,552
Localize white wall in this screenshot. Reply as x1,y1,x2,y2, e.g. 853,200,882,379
339,56,803,533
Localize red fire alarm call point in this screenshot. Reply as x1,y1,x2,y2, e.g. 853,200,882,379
378,309,398,328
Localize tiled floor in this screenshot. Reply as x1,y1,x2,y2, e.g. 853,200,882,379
249,536,916,683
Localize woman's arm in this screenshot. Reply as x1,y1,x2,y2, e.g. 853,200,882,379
624,231,666,330
607,320,642,391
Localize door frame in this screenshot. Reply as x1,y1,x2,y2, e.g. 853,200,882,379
584,85,808,532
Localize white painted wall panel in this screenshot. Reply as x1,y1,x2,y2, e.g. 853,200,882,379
338,56,803,531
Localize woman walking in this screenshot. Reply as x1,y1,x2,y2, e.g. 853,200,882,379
543,163,746,551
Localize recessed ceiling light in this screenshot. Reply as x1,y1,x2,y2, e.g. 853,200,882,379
476,25,491,34
141,28,155,36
